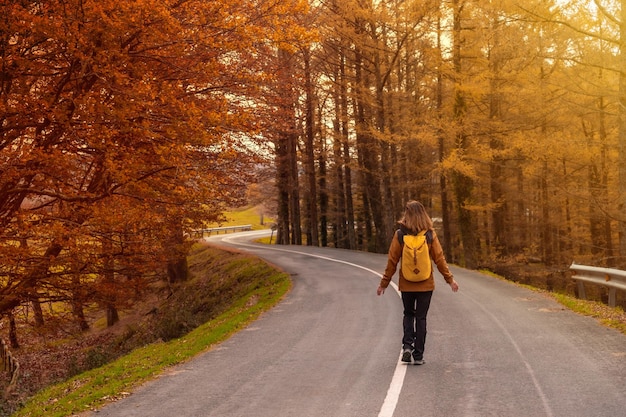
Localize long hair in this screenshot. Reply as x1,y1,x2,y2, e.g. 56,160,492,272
399,200,433,234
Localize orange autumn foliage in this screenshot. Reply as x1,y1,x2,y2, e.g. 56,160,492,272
0,0,311,328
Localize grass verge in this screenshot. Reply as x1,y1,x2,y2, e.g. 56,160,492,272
551,293,626,334
12,245,291,417
207,206,274,230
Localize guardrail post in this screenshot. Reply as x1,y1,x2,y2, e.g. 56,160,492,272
576,280,586,300
608,288,616,308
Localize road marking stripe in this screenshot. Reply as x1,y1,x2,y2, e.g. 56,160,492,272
377,346,406,417
462,292,554,417
219,234,405,417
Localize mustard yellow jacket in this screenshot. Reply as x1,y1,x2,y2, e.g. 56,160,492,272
379,229,454,292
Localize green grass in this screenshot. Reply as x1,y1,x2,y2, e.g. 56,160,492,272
255,235,277,245
552,293,626,334
13,247,291,417
208,206,275,230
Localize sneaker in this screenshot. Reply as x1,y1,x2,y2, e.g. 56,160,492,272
401,348,412,363
413,358,425,365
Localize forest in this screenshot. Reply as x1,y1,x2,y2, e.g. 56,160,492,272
272,0,626,279
0,0,624,369
0,0,309,347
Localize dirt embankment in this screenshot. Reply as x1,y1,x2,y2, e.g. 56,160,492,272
0,244,271,416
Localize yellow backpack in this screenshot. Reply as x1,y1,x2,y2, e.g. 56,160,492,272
400,229,432,282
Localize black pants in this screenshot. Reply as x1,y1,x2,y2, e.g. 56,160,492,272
401,291,433,360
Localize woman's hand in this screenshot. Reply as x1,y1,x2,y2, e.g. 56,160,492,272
449,279,459,292
377,285,385,296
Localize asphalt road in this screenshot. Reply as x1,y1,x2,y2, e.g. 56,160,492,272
90,230,626,417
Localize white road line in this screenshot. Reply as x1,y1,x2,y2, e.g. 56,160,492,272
462,292,554,417
218,233,406,417
377,348,407,417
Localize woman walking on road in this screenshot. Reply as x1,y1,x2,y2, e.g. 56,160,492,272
377,200,459,365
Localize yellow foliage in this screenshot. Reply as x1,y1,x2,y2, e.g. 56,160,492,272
441,149,479,181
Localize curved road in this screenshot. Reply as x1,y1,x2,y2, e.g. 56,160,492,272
91,230,626,417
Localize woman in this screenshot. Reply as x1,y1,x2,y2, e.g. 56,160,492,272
377,200,459,365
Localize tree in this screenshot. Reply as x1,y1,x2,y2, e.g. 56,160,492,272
0,0,310,332
289,0,624,282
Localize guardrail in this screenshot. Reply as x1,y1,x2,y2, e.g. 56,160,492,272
569,263,626,307
192,225,252,238
0,338,19,392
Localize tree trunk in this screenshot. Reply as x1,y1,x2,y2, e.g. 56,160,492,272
167,256,188,284
106,305,119,327
275,136,291,245
275,118,291,245
288,125,302,245
318,113,329,247
303,48,319,246
488,14,506,258
374,25,395,241
340,50,357,250
452,0,478,268
31,298,44,327
617,0,626,267
8,311,18,349
540,160,554,264
71,279,90,332
332,62,347,248
102,237,119,327
274,48,300,246
354,44,387,253
167,219,188,283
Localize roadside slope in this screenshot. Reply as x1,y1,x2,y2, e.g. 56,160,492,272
11,243,291,417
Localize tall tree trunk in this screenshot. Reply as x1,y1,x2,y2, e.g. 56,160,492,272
340,51,357,250
8,311,18,349
540,158,554,264
31,298,44,327
374,25,395,241
452,0,478,268
436,12,452,258
600,104,614,265
354,43,387,252
106,304,119,328
317,101,329,247
167,217,188,283
560,158,572,262
303,48,319,246
488,14,506,258
102,237,119,327
288,126,302,245
585,122,604,259
332,63,347,248
617,0,626,267
318,146,328,247
275,132,291,245
517,166,528,253
166,254,188,283
274,48,301,245
585,94,614,265
71,274,89,331
343,134,357,250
